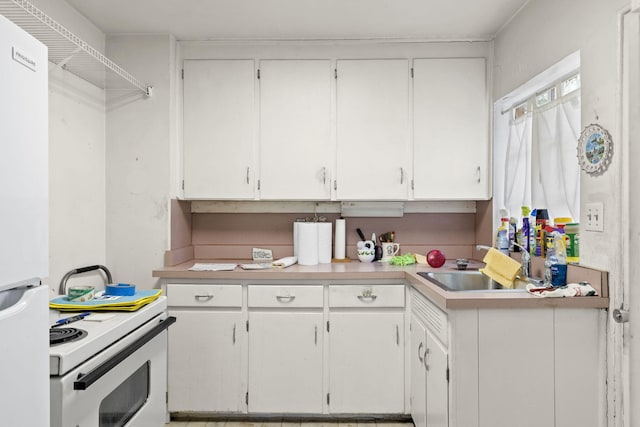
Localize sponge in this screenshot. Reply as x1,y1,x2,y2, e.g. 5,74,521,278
479,248,521,288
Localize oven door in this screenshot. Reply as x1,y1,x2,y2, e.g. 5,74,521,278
50,315,175,427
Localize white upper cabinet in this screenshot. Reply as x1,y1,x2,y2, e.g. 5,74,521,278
182,59,256,199
335,59,410,200
412,58,490,200
180,54,491,201
258,60,333,200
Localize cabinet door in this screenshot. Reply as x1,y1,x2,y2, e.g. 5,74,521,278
168,310,244,412
336,59,410,200
259,60,332,199
425,329,448,427
478,309,554,427
248,311,323,413
328,310,405,413
413,58,489,199
183,59,256,199
411,315,427,427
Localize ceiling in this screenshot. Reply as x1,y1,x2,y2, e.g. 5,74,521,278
64,0,530,41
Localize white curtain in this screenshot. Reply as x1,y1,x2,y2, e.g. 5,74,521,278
502,92,581,222
503,112,532,219
533,92,581,221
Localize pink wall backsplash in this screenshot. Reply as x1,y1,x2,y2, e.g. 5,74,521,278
167,206,487,264
167,199,492,264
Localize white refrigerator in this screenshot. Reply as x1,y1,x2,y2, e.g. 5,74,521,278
0,13,50,427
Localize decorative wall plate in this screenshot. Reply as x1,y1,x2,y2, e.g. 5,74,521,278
577,123,613,175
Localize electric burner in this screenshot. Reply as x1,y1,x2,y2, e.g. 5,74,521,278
50,327,88,346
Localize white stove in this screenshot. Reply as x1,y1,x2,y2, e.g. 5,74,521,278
49,297,168,376
49,296,175,427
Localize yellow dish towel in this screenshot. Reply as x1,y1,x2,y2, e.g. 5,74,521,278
479,248,522,288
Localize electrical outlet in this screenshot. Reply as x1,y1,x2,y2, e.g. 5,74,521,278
585,202,604,232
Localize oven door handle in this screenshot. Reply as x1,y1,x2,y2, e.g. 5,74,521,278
73,316,176,391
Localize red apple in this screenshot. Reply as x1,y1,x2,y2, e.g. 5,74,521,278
427,249,446,268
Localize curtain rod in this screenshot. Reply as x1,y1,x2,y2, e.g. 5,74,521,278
499,71,580,115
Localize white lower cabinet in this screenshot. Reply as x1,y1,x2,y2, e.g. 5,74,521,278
166,284,244,413
411,317,427,427
328,285,405,414
410,288,605,427
247,285,324,413
411,290,449,427
165,281,603,425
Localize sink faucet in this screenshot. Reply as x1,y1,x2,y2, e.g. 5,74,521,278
512,243,530,279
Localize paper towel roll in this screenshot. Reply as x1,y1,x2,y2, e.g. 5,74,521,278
297,223,319,265
293,222,300,257
318,222,332,264
334,218,346,259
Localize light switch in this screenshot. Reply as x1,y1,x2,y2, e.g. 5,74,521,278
585,202,604,232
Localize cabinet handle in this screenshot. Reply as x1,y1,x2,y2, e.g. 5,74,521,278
246,167,250,184
418,342,424,363
424,347,430,371
315,325,318,345
357,294,377,302
276,295,296,302
396,325,400,346
476,166,481,183
400,167,405,184
233,324,236,344
194,294,213,301
322,167,327,185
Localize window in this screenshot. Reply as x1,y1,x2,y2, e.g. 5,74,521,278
494,53,581,228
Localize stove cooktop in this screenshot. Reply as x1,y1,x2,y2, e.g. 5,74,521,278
49,296,167,376
49,327,87,346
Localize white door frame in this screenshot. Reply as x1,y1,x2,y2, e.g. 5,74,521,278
621,7,640,427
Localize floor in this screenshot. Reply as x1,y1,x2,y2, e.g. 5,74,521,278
167,421,413,427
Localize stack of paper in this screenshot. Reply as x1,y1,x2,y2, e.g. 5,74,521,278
188,263,237,271
49,289,163,312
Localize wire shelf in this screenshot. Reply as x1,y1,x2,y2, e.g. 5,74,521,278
0,0,152,97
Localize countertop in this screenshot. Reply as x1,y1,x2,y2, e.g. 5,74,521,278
153,259,610,310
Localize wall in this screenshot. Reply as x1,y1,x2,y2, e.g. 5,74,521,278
28,0,108,294
48,67,107,294
493,0,629,424
105,34,176,289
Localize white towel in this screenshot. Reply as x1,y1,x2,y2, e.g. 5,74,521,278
272,256,298,269
526,282,598,297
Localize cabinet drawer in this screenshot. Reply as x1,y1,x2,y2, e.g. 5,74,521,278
167,284,242,308
329,285,405,308
248,285,323,308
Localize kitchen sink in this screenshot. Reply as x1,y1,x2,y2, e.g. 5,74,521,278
417,271,527,292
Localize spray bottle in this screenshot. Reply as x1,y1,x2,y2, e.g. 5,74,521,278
548,231,567,286
519,206,531,254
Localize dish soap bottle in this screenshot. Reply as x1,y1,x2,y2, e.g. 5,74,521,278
496,215,510,256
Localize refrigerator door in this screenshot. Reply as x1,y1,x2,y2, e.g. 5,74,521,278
0,14,48,288
0,282,50,427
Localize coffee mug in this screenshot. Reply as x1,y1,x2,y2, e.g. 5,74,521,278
381,242,400,262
